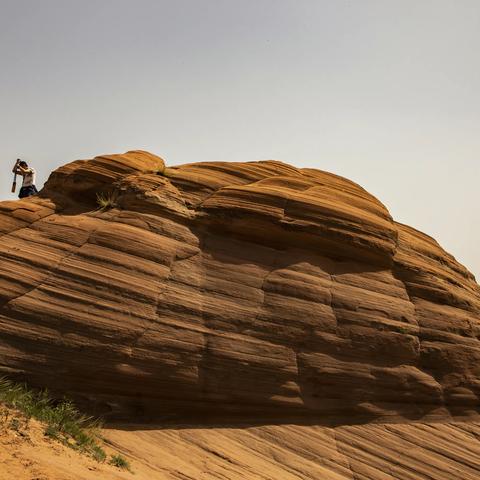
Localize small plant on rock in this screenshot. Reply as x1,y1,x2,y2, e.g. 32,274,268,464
96,191,118,210
109,454,132,471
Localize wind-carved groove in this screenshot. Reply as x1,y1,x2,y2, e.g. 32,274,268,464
392,267,447,408
129,249,202,351
191,243,209,396
0,217,103,312
0,210,55,241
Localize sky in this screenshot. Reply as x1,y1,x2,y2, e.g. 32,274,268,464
0,0,479,280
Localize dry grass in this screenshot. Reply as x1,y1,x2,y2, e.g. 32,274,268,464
0,377,130,470
96,191,118,210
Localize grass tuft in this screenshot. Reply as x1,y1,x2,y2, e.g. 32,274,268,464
109,454,132,471
92,444,107,462
0,377,108,463
96,191,118,210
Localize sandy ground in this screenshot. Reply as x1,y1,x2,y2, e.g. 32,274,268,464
3,405,480,480
103,421,480,480
0,406,155,480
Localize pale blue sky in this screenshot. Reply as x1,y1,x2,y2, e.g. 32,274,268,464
1,0,479,279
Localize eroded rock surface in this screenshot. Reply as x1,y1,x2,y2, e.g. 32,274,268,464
103,421,480,480
0,150,479,422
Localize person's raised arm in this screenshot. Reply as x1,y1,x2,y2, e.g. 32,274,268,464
16,166,30,175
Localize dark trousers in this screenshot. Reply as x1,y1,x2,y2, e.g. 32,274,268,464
19,185,38,198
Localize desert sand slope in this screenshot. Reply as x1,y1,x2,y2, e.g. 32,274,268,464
4,419,480,480
104,421,480,480
0,151,480,478
0,408,134,480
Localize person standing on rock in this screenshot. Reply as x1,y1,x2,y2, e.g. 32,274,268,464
12,159,38,198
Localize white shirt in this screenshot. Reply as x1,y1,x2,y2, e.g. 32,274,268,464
22,168,36,187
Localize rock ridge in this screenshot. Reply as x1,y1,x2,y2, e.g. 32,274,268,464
0,150,479,423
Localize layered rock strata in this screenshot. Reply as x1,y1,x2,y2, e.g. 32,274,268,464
0,150,479,421
103,421,480,480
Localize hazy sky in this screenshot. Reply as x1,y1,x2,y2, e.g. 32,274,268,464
1,0,479,279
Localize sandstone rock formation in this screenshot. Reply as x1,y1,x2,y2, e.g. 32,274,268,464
103,421,480,480
0,150,479,424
